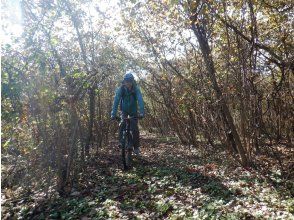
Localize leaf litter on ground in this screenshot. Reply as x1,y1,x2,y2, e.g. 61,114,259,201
1,133,294,219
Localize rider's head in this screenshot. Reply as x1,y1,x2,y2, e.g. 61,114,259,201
123,72,135,89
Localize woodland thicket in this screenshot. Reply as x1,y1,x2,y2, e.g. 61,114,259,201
1,0,293,218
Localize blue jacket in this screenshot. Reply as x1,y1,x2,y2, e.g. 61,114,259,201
111,84,145,117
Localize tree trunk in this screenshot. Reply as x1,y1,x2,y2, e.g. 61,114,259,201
66,101,79,183
85,87,95,155
191,22,249,166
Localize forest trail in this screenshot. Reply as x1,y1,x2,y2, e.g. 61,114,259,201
2,134,293,219
2,0,293,219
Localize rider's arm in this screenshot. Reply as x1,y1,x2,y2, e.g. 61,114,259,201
111,87,122,117
135,86,145,116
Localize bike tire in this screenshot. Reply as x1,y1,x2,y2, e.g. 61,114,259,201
122,131,130,170
122,144,128,170
126,147,132,168
122,133,133,170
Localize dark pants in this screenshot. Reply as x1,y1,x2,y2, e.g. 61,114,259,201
119,114,140,149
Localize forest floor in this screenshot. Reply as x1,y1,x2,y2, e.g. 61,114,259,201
1,133,294,219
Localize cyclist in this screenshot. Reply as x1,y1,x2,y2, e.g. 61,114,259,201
111,72,145,155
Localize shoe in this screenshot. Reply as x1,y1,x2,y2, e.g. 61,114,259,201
134,147,140,156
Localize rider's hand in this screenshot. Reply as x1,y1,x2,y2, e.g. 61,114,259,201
111,116,120,121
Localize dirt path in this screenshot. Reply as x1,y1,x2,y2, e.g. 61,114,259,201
2,134,293,219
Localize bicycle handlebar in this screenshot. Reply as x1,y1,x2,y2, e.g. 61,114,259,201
112,115,143,122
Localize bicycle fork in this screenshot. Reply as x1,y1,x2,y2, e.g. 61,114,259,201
123,122,133,150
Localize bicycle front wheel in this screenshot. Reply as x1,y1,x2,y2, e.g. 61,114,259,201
122,134,132,170
126,146,132,168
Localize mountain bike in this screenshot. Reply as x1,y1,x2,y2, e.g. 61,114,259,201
114,116,137,170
